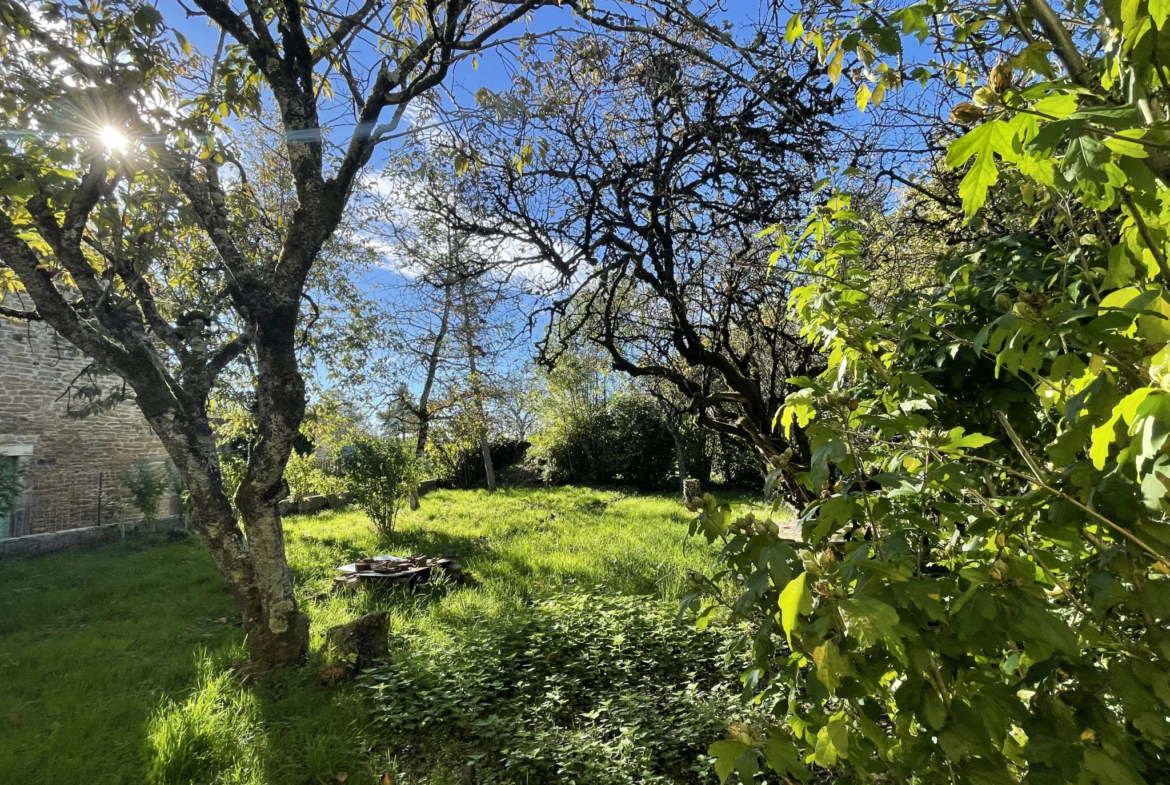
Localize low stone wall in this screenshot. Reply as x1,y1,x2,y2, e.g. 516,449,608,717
0,515,186,560
278,494,352,516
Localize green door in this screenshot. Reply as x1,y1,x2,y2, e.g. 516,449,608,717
0,457,17,538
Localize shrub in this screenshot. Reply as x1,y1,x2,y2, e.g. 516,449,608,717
363,593,751,784
282,448,346,503
338,435,417,535
122,460,169,524
692,201,1170,782
680,2,1170,782
530,395,676,490
439,439,530,489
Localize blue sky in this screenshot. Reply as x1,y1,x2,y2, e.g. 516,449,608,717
147,2,908,411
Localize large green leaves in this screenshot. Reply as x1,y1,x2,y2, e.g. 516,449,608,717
946,120,1017,215
778,573,813,647
686,0,1170,782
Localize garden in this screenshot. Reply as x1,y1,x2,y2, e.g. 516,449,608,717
3,0,1170,782
0,488,746,785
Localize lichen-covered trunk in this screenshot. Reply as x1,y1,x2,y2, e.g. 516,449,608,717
230,289,311,668
230,499,309,668
139,285,311,670
144,392,308,670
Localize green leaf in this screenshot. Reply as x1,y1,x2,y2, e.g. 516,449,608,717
943,426,995,452
1091,388,1154,469
1062,135,1111,184
812,640,848,690
1103,134,1149,158
1083,748,1145,785
708,740,750,785
923,684,948,730
1105,242,1138,288
1138,291,1170,342
764,733,811,780
779,573,813,648
813,713,850,767
839,597,901,650
808,495,857,544
945,121,1017,215
1012,598,1080,661
1154,0,1170,27
809,439,847,490
734,751,759,783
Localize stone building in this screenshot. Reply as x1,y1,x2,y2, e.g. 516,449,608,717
0,303,177,539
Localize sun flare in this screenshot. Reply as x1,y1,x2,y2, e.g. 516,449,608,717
99,126,127,151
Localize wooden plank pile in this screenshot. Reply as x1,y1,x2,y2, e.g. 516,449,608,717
333,554,469,591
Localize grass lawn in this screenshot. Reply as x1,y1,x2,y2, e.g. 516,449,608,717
0,486,746,785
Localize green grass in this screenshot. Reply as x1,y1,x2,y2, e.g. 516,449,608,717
0,487,732,785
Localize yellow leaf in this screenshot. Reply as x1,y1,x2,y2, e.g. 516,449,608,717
827,48,844,83
778,573,812,647
785,14,804,43
856,84,873,112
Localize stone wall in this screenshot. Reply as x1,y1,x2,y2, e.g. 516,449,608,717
0,305,177,536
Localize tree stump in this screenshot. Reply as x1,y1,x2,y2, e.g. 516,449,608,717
326,611,390,674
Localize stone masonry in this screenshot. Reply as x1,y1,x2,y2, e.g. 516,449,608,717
1,301,176,537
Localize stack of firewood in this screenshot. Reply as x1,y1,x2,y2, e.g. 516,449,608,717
333,555,469,591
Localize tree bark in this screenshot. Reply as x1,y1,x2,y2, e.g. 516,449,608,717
136,384,309,669
664,414,688,496
460,283,496,492
408,285,452,510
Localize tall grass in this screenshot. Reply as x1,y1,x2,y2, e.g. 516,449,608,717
0,486,733,784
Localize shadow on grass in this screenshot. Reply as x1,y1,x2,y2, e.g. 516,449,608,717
0,533,241,785
6,487,726,785
145,644,382,785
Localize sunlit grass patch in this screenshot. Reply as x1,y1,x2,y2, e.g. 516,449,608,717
1,486,742,784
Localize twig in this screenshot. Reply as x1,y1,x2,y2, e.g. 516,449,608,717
992,412,1170,569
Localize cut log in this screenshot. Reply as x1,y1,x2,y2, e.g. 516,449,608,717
325,611,390,673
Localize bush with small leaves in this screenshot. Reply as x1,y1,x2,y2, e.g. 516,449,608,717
122,460,169,525
337,435,417,535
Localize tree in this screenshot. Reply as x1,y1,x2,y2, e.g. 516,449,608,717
402,282,453,509
440,14,841,498
370,155,527,498
372,187,459,509
494,367,542,442
0,0,567,670
692,0,1170,780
